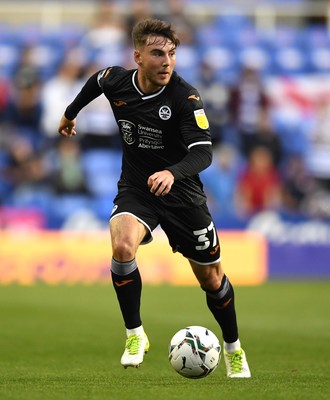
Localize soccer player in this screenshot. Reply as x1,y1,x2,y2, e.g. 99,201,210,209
58,18,251,378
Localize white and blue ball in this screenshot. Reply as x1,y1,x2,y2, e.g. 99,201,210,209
168,326,221,379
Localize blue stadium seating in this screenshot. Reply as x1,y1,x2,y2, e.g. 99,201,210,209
0,14,328,228
81,149,122,197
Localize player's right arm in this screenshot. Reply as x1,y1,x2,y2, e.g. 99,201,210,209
58,115,77,137
57,69,106,137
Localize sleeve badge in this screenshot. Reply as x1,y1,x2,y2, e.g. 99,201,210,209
194,109,209,129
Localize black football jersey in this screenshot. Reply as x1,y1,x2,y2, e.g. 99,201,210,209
96,67,212,207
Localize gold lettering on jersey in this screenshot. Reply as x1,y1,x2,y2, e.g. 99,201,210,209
194,109,209,129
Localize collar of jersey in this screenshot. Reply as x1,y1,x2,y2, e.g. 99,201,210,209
132,70,166,100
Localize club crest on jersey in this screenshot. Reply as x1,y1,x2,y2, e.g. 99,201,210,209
118,120,136,145
194,109,209,129
159,106,172,120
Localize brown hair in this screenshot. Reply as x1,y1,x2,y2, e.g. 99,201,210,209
132,18,180,49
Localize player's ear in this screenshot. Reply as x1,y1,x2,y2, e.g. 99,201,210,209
134,50,142,65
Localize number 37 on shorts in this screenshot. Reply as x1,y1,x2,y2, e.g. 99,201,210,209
193,221,220,258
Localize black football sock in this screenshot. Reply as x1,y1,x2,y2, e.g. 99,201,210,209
111,258,142,329
203,275,238,343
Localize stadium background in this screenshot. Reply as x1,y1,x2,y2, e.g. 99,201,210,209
1,0,330,284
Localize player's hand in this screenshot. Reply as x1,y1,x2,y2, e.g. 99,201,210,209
148,170,174,197
58,115,77,137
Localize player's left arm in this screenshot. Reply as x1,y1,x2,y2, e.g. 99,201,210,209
148,144,212,196
165,88,213,178
148,90,213,197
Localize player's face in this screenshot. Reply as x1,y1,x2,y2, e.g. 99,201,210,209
134,35,177,93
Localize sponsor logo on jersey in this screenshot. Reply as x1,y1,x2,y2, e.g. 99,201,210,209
113,100,127,107
118,120,136,145
159,106,172,120
188,94,200,101
194,109,209,129
97,68,112,85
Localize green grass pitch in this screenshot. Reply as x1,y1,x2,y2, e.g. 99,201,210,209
0,281,329,400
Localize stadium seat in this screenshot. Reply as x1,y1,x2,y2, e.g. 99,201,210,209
269,45,310,75
7,187,53,212
301,24,330,48
237,45,271,75
175,45,200,83
195,23,227,47
302,26,330,73
50,193,93,225
309,47,330,73
200,44,240,84
81,149,122,196
0,26,20,78
17,25,66,79
212,13,253,34
91,194,114,221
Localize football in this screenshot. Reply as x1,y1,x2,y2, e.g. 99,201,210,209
168,326,221,379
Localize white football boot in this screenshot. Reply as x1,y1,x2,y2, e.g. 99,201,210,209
121,327,150,369
223,347,251,378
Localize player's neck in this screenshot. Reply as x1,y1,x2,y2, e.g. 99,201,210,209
136,71,163,94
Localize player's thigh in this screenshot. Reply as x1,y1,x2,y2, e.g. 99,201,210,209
160,203,221,265
110,187,159,246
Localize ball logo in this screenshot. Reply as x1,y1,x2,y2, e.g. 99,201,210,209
118,120,136,144
159,106,172,120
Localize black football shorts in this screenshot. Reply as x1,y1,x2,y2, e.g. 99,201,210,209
110,187,221,265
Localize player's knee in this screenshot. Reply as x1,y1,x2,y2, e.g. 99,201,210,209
191,261,224,292
199,273,224,292
198,268,224,292
112,240,136,262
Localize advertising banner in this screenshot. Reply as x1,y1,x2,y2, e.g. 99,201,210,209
0,230,267,286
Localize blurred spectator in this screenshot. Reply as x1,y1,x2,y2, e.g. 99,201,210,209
12,45,41,88
164,0,197,34
83,0,128,47
40,50,84,142
81,0,129,67
281,154,316,216
235,146,282,217
201,143,241,221
301,95,330,219
50,137,90,195
2,135,50,193
78,64,121,150
302,188,330,219
162,1,199,84
227,65,270,158
0,76,10,122
195,61,229,145
305,96,330,190
125,0,154,33
247,108,284,167
4,47,43,150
